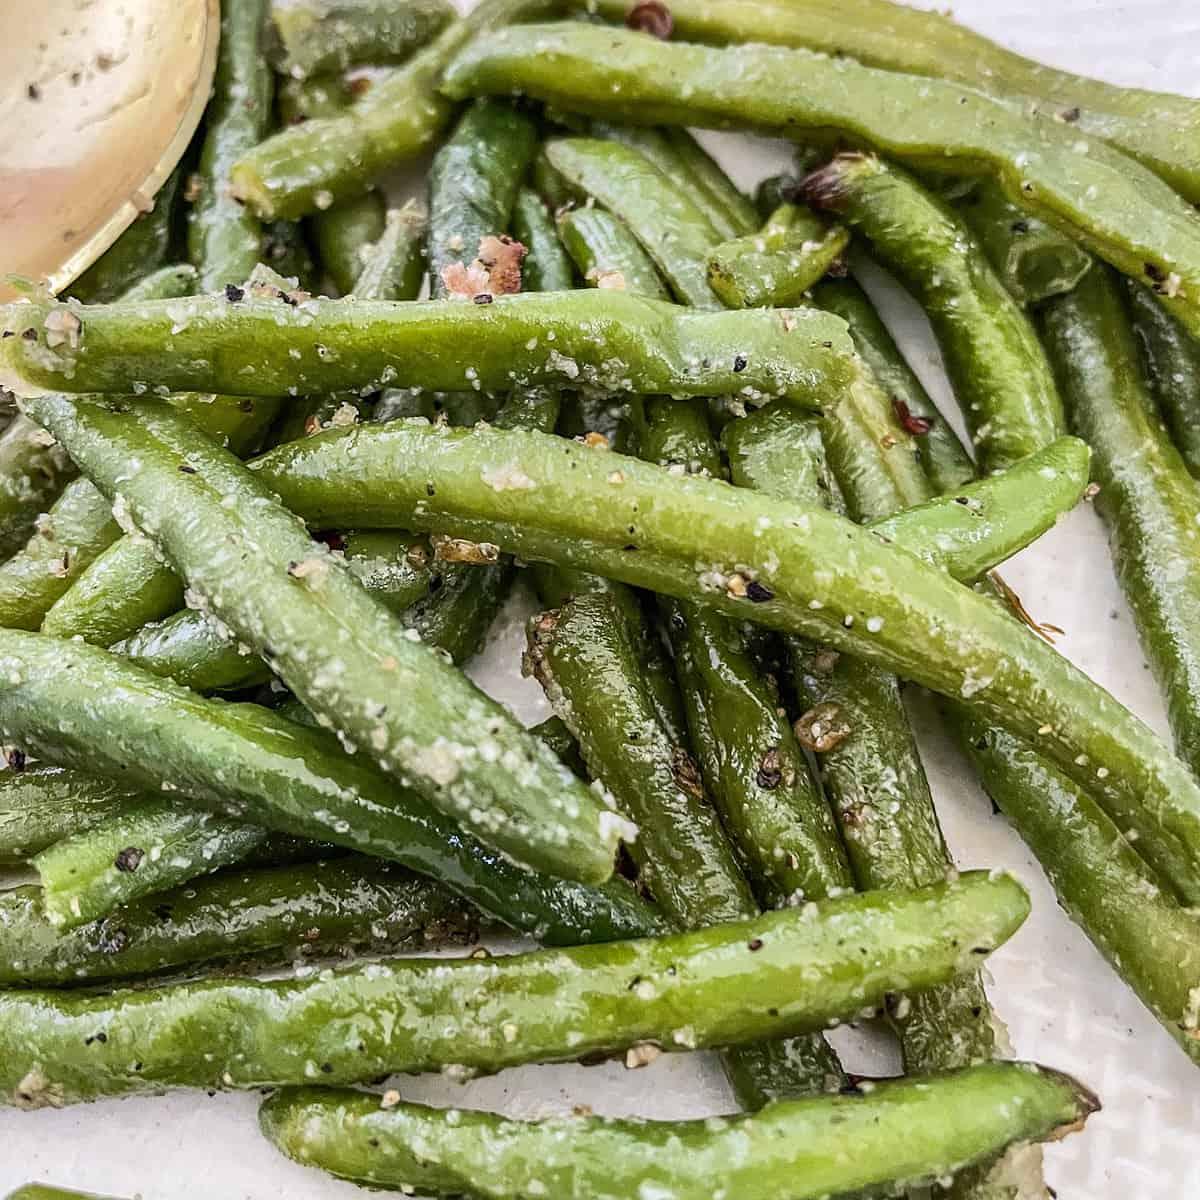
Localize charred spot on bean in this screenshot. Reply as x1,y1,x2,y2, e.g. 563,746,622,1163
114,846,145,872
153,903,174,921
756,746,783,789
1144,262,1167,283
746,580,774,603
1010,219,1031,234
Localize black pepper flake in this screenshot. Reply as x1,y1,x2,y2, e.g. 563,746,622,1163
320,1062,334,1074
472,292,494,305
1060,106,1081,123
625,0,673,39
1,331,12,339
954,495,971,506
970,945,992,955
732,353,748,373
84,1031,108,1046
27,83,40,101
225,284,244,303
275,287,298,306
746,580,774,603
622,543,638,552
21,328,38,341
153,903,174,921
748,938,764,952
3,747,26,772
114,846,145,872
1144,262,1167,283
426,482,436,497
1011,219,1031,234
178,464,197,474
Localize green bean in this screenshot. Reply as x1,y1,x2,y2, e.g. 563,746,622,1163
310,190,387,295
2,857,477,989
0,419,75,563
428,99,539,298
351,202,427,301
0,291,857,407
1127,281,1200,480
529,714,585,775
25,398,623,885
35,800,273,929
1042,264,1200,779
0,871,1029,1107
266,0,454,80
526,590,753,927
188,0,273,291
708,203,849,309
39,393,284,646
261,1060,1094,1199
955,181,1092,306
243,420,1200,901
0,631,661,943
557,207,670,299
67,166,187,304
230,0,554,220
572,0,1200,205
441,23,1200,340
803,154,1064,473
512,188,575,292
951,714,1200,1068
545,138,722,307
0,768,132,865
276,73,357,125
812,275,976,494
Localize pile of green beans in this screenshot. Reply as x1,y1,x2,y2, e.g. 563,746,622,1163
24,0,1200,1192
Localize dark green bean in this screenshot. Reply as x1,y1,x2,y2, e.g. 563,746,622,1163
512,188,575,292
803,154,1064,472
0,872,1028,1108
0,768,132,865
310,189,387,295
188,0,273,290
0,631,661,943
1,856,477,988
231,0,555,220
441,22,1200,339
1041,264,1200,778
266,0,454,80
812,275,976,494
1127,280,1200,480
260,1061,1095,1200
955,181,1092,306
557,206,670,299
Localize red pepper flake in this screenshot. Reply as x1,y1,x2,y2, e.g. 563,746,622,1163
892,398,933,435
626,0,673,39
114,846,145,873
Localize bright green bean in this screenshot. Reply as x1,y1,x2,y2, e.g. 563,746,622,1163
0,872,1029,1106
441,22,1200,338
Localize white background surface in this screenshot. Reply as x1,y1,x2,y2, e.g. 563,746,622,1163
3,0,1200,1196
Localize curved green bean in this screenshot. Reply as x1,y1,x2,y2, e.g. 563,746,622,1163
803,154,1064,472
952,713,1200,1068
546,138,723,307
260,1061,1094,1199
1042,265,1200,778
428,99,539,297
188,0,273,291
1,856,477,988
570,0,1200,205
557,206,669,299
230,0,554,220
0,292,857,408
0,631,660,943
812,275,976,494
24,396,624,885
266,0,453,80
1127,280,1200,480
512,188,575,292
0,419,75,563
955,181,1091,306
0,872,1029,1106
5,1187,125,1200
441,22,1200,338
0,768,132,865
310,189,387,295
242,418,1200,900
708,203,849,309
